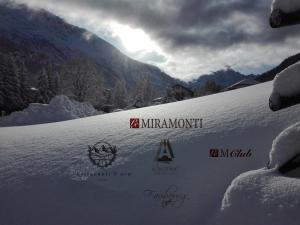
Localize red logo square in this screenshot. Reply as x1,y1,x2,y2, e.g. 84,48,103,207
210,149,219,157
130,118,140,128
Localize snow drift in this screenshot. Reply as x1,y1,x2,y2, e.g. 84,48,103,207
269,122,300,168
216,122,300,225
217,168,300,225
272,62,300,98
0,95,98,127
269,62,300,111
1,82,300,225
272,0,300,13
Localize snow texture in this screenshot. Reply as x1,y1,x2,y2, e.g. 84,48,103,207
269,122,300,168
0,95,98,127
272,0,300,13
216,168,300,225
1,82,300,225
272,62,300,97
214,113,300,225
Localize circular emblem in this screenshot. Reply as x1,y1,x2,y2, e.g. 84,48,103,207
88,141,117,168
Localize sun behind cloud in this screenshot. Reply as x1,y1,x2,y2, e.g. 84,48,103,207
110,22,160,53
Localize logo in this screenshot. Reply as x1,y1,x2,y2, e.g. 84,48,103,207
130,118,140,128
210,149,219,157
88,141,117,168
152,139,178,175
209,148,253,158
143,185,189,208
156,139,175,162
129,118,203,129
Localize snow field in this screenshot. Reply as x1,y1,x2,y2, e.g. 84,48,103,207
1,82,300,225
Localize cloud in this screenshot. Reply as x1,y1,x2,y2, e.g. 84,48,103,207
28,0,300,48
133,51,168,64
13,0,300,80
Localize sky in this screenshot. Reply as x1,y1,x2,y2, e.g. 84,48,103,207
14,0,300,80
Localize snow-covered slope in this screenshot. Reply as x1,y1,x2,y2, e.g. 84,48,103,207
0,82,300,225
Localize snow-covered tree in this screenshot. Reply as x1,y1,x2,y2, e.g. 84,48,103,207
113,80,128,108
47,65,60,97
0,55,6,112
18,60,29,105
60,57,100,103
143,78,154,104
0,54,25,113
195,80,221,97
38,68,51,103
103,89,113,105
134,77,154,107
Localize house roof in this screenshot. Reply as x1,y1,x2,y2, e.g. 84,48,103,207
225,79,260,90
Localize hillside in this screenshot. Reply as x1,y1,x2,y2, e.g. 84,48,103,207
189,52,300,91
0,1,179,110
189,68,256,90
257,53,300,82
1,81,300,225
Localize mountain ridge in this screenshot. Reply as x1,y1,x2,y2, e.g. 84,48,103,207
256,53,300,82
0,1,179,101
188,68,256,90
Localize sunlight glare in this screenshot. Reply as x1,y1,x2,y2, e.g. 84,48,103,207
110,22,159,53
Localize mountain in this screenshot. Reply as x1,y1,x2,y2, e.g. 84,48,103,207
0,1,179,108
189,52,300,90
256,53,300,82
189,68,256,90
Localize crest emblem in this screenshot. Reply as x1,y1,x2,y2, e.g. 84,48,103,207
88,141,117,168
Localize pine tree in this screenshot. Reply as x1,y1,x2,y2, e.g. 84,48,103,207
51,72,60,96
46,62,61,99
134,78,154,107
0,54,6,112
38,68,50,103
18,60,29,106
60,57,98,102
113,81,127,108
143,79,154,104
0,54,24,112
103,89,113,105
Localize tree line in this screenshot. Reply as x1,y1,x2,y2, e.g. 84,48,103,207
0,53,154,114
